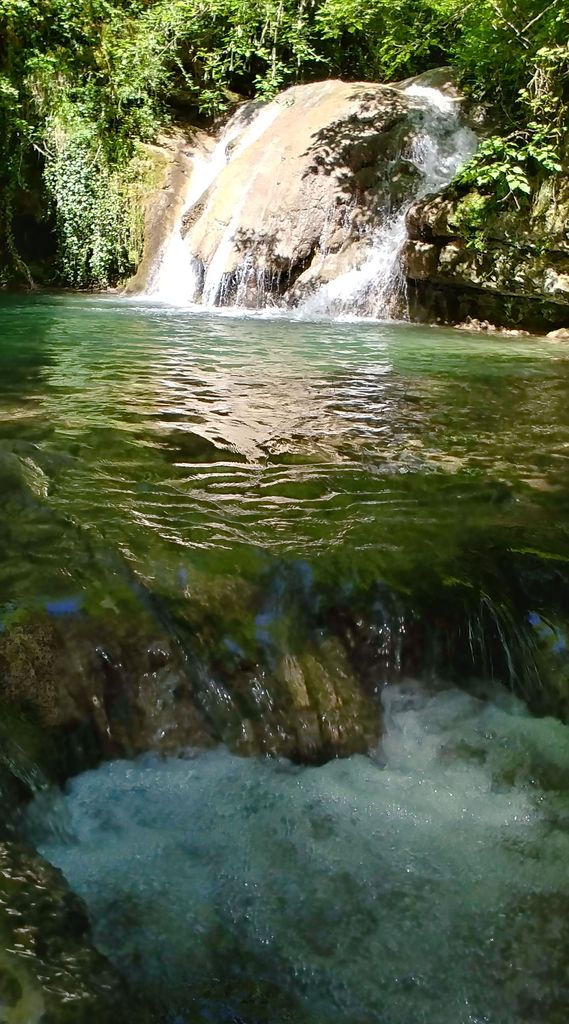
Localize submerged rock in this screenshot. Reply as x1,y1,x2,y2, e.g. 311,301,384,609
0,581,379,781
156,567,381,762
0,841,145,1023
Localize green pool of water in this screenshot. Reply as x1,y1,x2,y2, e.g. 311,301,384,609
2,293,569,1022
1,294,568,596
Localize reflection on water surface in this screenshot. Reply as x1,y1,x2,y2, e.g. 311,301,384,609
1,295,569,1022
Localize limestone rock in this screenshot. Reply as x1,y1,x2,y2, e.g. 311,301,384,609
185,80,419,305
404,183,569,332
547,327,569,339
0,609,212,787
125,129,213,296
128,78,459,307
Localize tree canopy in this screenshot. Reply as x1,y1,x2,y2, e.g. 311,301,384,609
1,0,567,287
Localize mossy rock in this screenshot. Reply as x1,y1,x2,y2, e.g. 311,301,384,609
0,841,152,1023
0,606,213,797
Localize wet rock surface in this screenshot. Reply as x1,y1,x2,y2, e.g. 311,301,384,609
128,74,466,308
3,539,569,797
0,841,144,1023
125,129,213,297
404,179,569,332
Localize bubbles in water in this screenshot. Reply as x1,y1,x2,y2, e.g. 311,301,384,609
300,86,477,320
26,685,569,1023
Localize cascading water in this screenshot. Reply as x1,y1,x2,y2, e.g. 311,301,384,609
299,86,477,319
141,81,476,318
143,150,209,305
25,684,569,1023
145,102,283,305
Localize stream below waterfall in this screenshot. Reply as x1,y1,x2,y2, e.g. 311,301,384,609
1,295,569,1022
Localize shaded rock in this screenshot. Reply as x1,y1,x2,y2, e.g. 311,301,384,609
0,570,380,777
286,240,371,304
163,568,381,763
0,841,146,1023
0,607,212,789
404,181,569,332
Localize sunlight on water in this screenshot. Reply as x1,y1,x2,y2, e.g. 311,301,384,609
0,295,569,1022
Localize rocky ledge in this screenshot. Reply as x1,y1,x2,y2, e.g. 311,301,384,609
127,71,465,310
403,176,569,333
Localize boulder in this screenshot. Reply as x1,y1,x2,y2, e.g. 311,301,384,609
186,80,420,305
0,841,147,1023
128,77,464,308
547,327,569,340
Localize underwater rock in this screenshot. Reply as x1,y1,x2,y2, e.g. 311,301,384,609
0,581,379,781
0,840,146,1023
161,568,381,762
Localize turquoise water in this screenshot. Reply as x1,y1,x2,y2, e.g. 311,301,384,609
2,295,569,694
27,686,569,1024
1,294,568,597
2,294,569,1021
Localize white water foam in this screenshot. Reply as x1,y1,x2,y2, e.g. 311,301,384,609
26,685,569,1023
299,86,477,320
146,102,283,307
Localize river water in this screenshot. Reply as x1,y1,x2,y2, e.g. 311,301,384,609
1,294,569,1022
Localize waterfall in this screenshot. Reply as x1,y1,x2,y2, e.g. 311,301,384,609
141,81,476,318
145,102,281,305
144,151,208,305
299,86,477,319
200,102,284,305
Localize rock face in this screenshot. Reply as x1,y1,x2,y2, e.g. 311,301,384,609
128,73,472,312
403,178,569,332
0,841,145,1023
127,74,569,333
0,594,380,779
125,129,213,296
186,80,417,306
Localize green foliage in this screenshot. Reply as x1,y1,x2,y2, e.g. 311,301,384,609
45,140,161,287
451,192,492,253
453,5,568,210
315,0,462,81
0,0,567,287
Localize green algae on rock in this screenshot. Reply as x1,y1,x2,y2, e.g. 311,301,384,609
404,177,569,333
